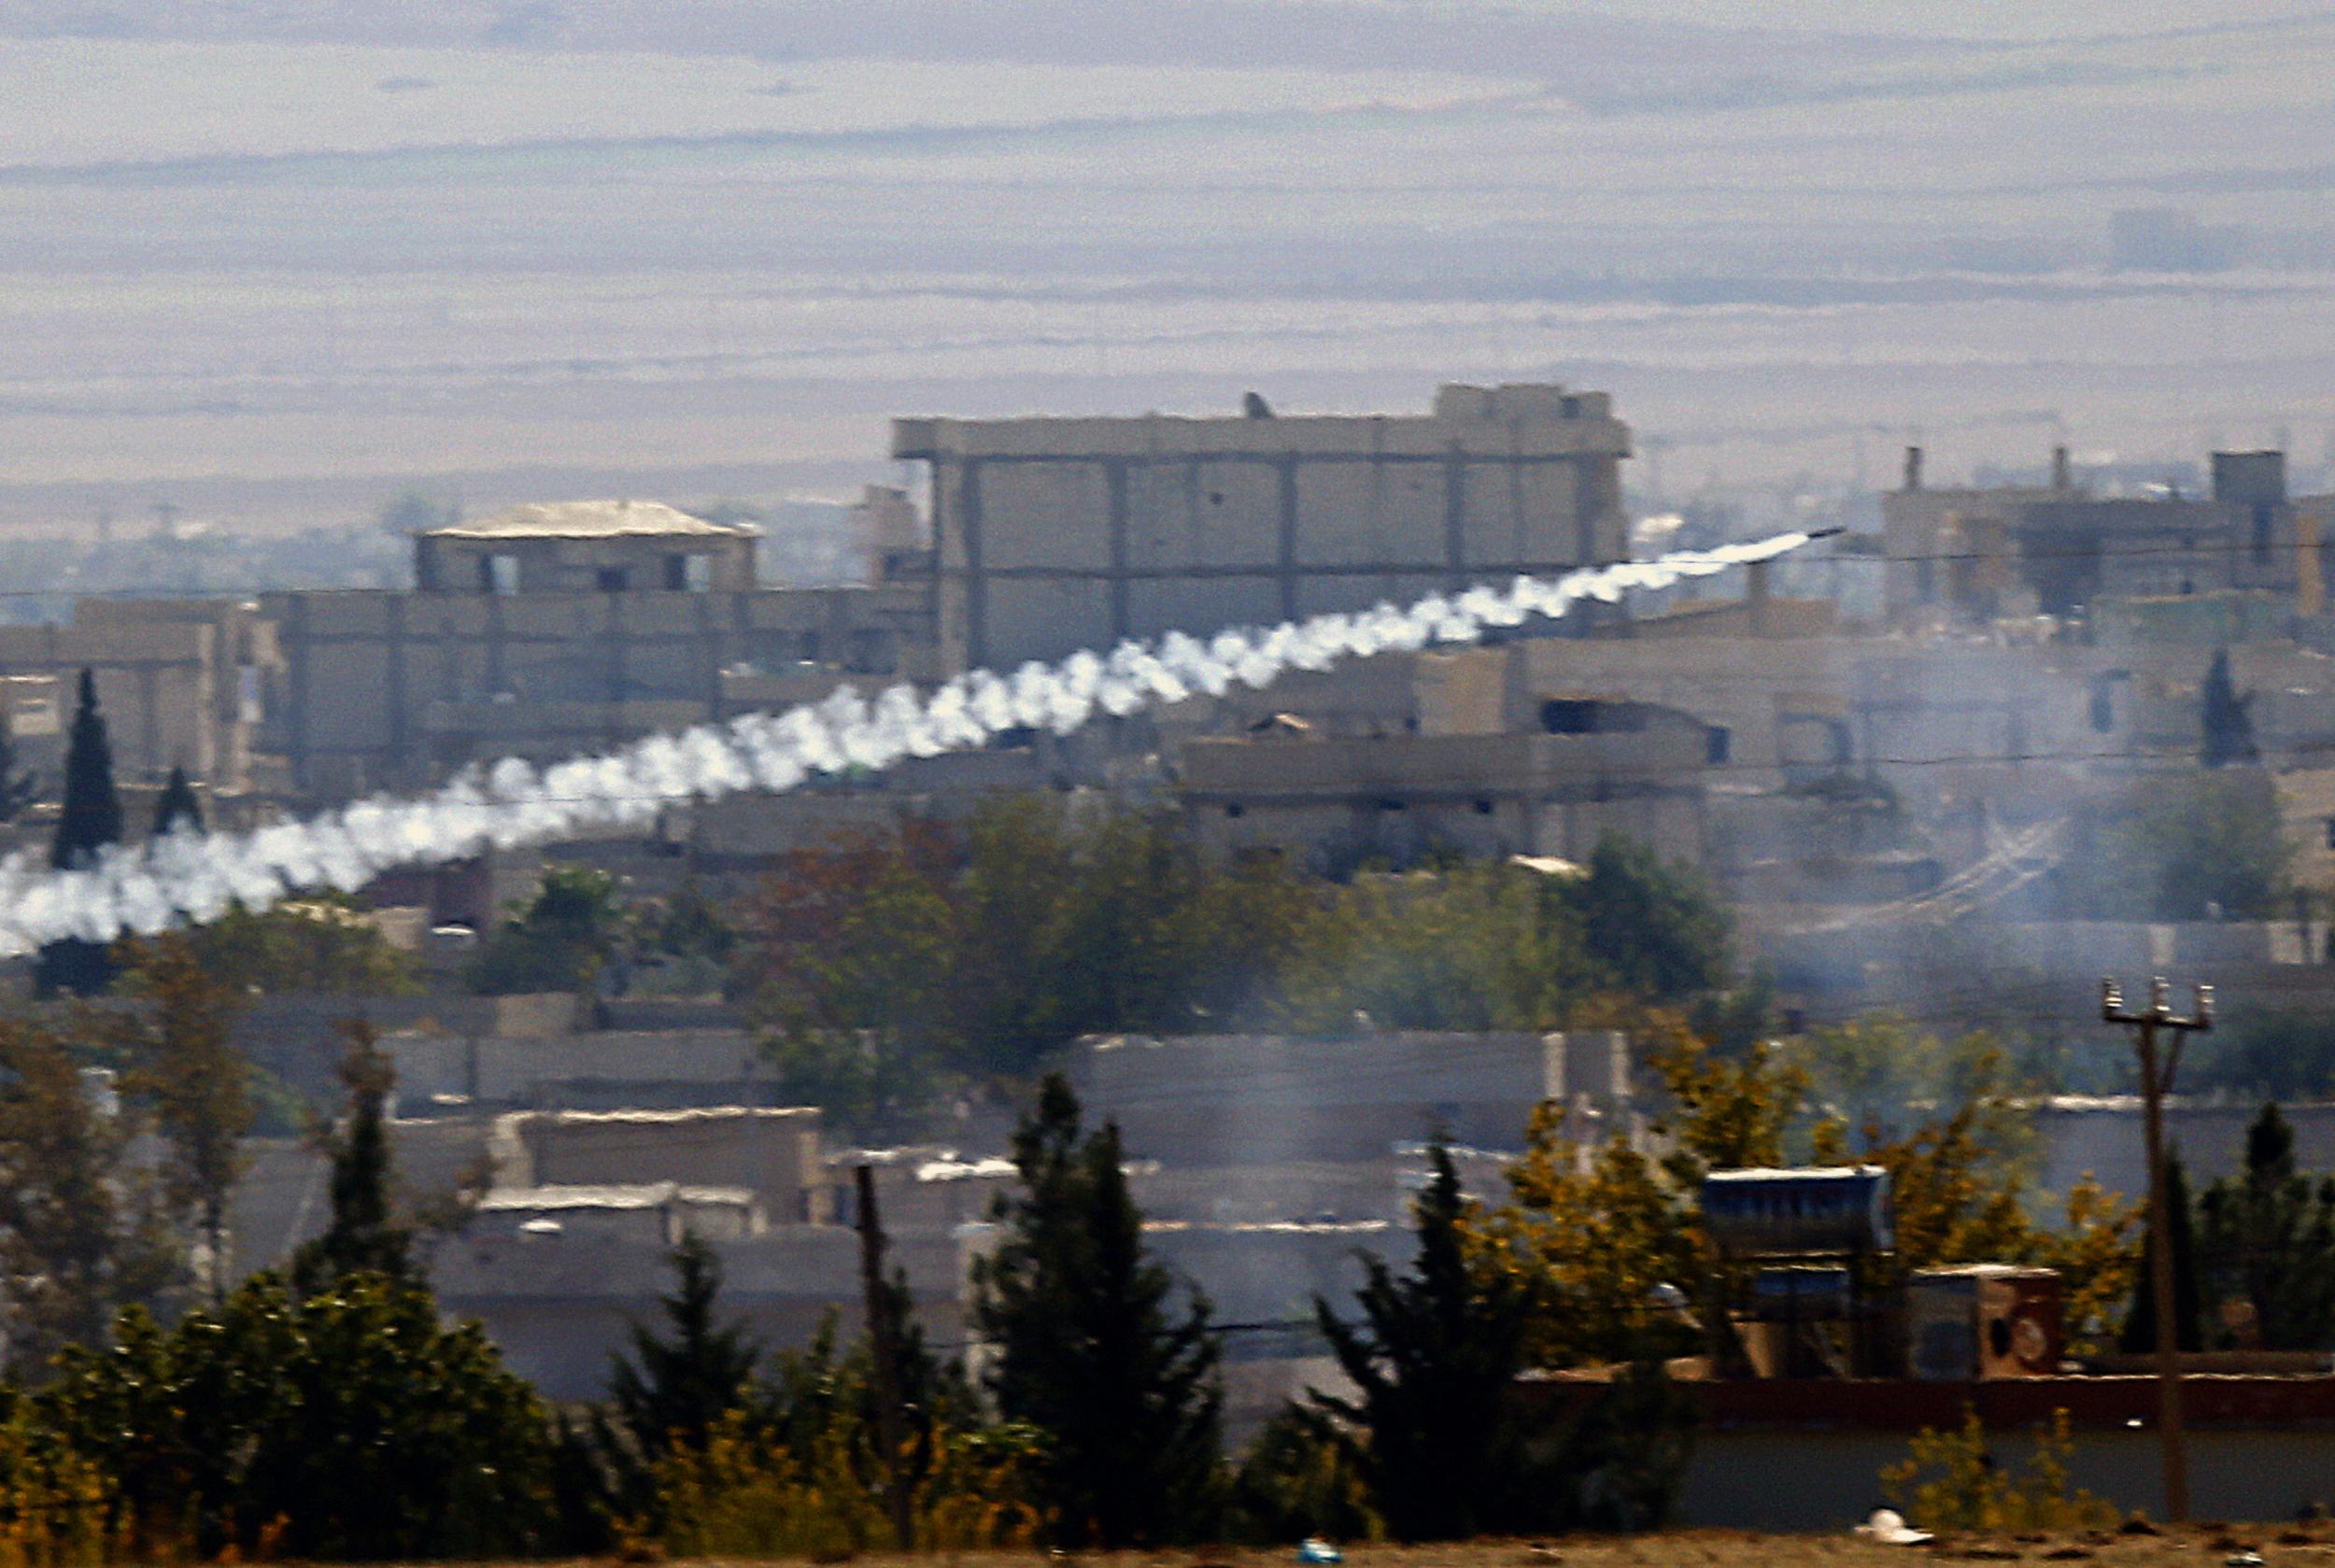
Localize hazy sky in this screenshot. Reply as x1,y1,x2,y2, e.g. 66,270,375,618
2,2,2333,530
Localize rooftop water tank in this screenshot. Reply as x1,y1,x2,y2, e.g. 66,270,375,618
1702,1165,1894,1257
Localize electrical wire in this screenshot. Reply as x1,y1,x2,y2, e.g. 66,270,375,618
1,530,2333,601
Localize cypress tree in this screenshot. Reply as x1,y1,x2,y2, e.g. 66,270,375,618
971,1073,1222,1547
607,1230,761,1461
2201,647,2260,769
151,764,203,839
2200,1104,2335,1349
290,1021,413,1294
35,670,124,996
1313,1141,1541,1540
2121,1151,2206,1354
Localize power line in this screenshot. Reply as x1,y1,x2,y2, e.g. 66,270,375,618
0,531,2322,602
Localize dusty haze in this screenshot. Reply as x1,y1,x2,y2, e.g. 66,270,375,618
2,1,2332,533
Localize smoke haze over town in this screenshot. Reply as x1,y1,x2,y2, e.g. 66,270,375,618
13,2,2335,1549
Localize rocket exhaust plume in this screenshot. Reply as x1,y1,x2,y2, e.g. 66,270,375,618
0,534,1816,956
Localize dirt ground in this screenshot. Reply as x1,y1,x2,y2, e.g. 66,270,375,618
635,1526,2335,1568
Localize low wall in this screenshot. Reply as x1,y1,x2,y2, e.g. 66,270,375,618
1523,1377,2335,1528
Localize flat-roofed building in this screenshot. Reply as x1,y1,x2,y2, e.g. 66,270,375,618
0,599,278,793
1178,699,1715,871
893,382,1632,669
413,499,760,596
265,498,936,797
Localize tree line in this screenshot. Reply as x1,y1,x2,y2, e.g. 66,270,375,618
12,981,2335,1557
732,796,1742,1134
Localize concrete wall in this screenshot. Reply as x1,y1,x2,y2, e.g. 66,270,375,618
431,1223,979,1401
1177,724,1708,869
417,531,757,596
263,583,936,796
1069,1030,1623,1166
1143,1219,1405,1329
0,620,226,784
228,993,578,1103
1678,1426,2335,1529
896,383,1631,669
384,1027,785,1110
502,1107,825,1216
2036,1098,2335,1205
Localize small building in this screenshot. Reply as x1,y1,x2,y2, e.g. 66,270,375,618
471,1182,768,1245
0,599,279,795
413,500,759,597
1882,443,2300,624
494,1106,829,1223
1178,701,1714,871
263,499,936,798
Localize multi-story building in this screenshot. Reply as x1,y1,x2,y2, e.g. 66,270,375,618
0,597,277,794
893,381,1633,669
1882,444,2301,622
264,500,936,798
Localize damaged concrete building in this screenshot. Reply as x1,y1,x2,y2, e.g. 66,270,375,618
262,499,938,797
1883,444,2304,624
893,382,1633,669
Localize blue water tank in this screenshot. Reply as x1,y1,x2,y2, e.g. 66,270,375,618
1701,1165,1894,1256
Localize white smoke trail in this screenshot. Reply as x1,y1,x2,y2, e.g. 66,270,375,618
0,533,1814,956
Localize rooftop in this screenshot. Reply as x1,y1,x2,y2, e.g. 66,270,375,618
424,500,756,542
513,1105,818,1127
476,1182,756,1212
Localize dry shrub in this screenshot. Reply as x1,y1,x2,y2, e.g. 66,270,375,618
0,1414,123,1568
650,1410,1046,1557
1884,1407,2117,1535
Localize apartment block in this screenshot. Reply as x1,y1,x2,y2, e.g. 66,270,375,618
894,382,1632,669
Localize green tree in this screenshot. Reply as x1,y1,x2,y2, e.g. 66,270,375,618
2186,1009,2335,1099
120,934,254,1304
609,1232,763,1464
184,894,415,996
1563,833,1731,1002
2063,770,2288,920
36,670,124,996
971,1074,1221,1547
629,878,737,994
741,801,1323,1130
1313,1142,1541,1540
1228,1406,1380,1544
746,823,961,1132
2201,646,2260,769
2199,1103,2335,1349
2120,1151,2205,1355
1269,840,1734,1038
149,764,202,839
39,1271,557,1560
1270,863,1579,1034
0,1017,177,1372
1475,1110,1702,1371
1785,1023,2140,1347
468,864,627,996
1646,1018,1805,1185
290,1021,413,1294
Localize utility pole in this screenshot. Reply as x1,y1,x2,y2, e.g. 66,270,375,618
854,1164,916,1552
2101,975,2213,1524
